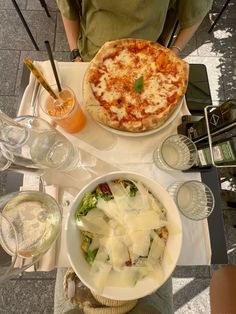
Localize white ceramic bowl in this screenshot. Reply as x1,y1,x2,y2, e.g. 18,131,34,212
66,171,182,300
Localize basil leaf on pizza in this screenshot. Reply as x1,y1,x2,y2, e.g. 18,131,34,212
83,39,189,132
134,76,144,93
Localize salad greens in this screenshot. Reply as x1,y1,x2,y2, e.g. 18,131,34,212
76,183,113,220
76,179,139,265
85,248,99,265
76,192,98,220
123,180,138,197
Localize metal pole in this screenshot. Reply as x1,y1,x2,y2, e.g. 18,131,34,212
208,0,231,33
11,0,39,50
39,0,51,18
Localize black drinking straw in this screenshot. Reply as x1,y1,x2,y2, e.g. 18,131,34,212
44,40,62,92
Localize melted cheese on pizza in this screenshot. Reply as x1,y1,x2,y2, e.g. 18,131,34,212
86,40,188,131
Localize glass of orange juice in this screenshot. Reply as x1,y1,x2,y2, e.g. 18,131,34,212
38,85,86,133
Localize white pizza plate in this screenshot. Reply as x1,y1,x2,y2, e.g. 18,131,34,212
66,171,182,301
96,97,183,137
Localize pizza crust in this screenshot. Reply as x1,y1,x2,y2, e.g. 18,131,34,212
83,38,189,133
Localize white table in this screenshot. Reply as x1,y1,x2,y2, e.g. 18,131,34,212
18,61,212,269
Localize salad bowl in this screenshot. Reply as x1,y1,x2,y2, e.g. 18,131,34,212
66,171,182,300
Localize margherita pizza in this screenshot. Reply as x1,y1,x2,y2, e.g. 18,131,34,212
83,39,189,132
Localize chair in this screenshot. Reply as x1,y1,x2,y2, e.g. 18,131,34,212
158,8,179,48
208,0,231,33
210,265,236,313
11,0,51,50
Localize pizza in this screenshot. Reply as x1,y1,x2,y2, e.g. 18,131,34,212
83,38,189,132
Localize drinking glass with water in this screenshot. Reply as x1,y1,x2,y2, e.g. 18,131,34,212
153,134,197,171
167,180,215,220
0,115,79,171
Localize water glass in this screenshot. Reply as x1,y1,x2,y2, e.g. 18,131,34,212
167,180,215,220
0,191,62,283
0,115,80,172
38,85,86,133
153,134,197,171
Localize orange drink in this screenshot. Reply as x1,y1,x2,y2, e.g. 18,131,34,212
39,86,86,133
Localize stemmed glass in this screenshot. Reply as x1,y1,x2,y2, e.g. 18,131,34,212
0,190,62,283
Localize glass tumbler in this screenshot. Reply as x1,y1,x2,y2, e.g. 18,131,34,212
153,134,197,171
0,190,62,283
0,115,80,172
38,85,86,133
167,180,215,220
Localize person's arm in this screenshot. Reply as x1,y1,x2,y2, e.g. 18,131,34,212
61,14,80,51
56,0,81,59
170,20,202,56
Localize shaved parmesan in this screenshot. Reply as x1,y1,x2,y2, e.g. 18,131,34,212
147,234,165,269
126,211,166,231
78,210,111,235
129,230,150,256
90,247,111,292
107,266,150,288
106,236,129,270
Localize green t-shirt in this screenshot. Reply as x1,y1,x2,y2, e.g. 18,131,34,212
57,0,212,61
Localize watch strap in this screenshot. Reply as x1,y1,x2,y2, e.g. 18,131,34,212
69,49,81,62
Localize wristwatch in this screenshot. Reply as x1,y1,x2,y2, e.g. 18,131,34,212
69,49,81,62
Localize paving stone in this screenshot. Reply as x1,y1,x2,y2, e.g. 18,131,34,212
0,50,20,96
0,0,27,10
196,14,236,58
56,11,66,33
0,96,19,117
0,9,56,51
21,269,57,280
0,278,55,314
173,278,210,314
222,210,236,264
180,35,198,57
173,266,210,279
211,0,236,19
55,31,70,53
222,58,236,99
26,0,58,11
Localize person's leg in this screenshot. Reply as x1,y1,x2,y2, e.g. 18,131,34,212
129,277,174,314
210,265,236,314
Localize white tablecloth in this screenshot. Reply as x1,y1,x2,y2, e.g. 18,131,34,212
19,61,211,267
